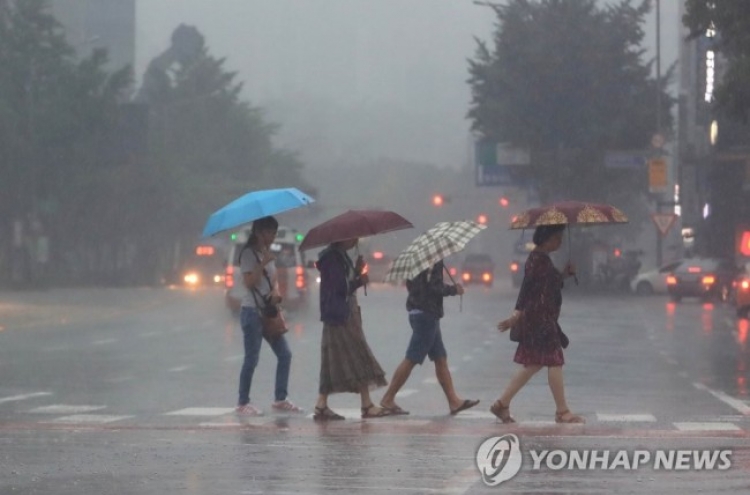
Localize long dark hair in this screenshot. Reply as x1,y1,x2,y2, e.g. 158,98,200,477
532,224,566,246
241,216,279,257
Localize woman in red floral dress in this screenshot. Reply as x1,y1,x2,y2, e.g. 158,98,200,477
492,224,584,424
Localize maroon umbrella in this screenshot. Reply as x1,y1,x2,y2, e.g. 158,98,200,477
510,201,628,230
299,210,413,251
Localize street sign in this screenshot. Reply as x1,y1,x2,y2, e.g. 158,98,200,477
648,157,668,193
651,212,677,236
475,141,530,187
605,151,646,169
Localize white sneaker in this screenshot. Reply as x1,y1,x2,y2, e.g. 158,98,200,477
235,403,263,416
272,399,304,413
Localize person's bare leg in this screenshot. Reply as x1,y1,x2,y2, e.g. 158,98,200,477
360,385,387,416
547,366,584,422
434,357,465,410
498,364,543,406
380,359,416,409
315,394,328,409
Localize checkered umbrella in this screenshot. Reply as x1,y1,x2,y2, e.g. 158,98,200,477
385,221,487,283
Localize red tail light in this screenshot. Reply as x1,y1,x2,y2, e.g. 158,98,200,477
666,275,677,285
296,276,305,289
741,279,750,290
296,266,304,276
482,273,492,282
702,275,716,285
688,266,702,273
449,267,457,276
462,273,471,282
510,262,519,272
225,265,234,289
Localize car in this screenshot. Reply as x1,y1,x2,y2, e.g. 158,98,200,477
630,260,684,295
460,253,495,287
666,257,739,303
734,262,750,318
224,226,310,314
178,244,226,288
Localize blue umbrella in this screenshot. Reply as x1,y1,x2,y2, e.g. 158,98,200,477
201,187,315,237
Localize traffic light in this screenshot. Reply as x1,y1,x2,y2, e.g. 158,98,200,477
432,194,445,207
295,233,304,242
477,214,488,225
499,197,509,208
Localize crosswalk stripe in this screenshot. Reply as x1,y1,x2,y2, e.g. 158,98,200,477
673,422,742,431
597,413,657,422
45,414,132,424
29,405,105,414
0,392,52,405
165,407,235,416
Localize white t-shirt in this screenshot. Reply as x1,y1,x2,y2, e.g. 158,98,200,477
239,246,277,309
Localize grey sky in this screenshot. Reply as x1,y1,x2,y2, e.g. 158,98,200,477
135,0,681,169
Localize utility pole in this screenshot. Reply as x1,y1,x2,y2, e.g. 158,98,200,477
655,0,664,267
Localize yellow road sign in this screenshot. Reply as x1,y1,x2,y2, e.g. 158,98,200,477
648,157,668,193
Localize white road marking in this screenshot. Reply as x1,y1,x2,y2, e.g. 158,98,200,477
29,405,105,414
224,354,244,362
0,392,52,405
139,331,161,338
102,375,134,383
422,377,438,384
453,410,495,420
168,365,192,372
693,382,750,415
92,338,117,345
673,422,741,431
46,414,132,424
165,407,235,416
596,413,657,422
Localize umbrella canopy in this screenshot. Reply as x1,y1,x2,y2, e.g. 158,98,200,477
202,188,315,238
510,201,628,230
385,220,487,283
298,210,413,251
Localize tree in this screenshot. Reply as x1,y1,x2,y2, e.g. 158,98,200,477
683,0,750,123
467,0,673,235
0,0,132,286
136,26,313,283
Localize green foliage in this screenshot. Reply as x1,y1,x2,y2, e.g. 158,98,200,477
0,1,310,286
684,0,750,122
467,0,673,236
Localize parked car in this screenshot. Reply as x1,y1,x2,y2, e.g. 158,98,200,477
666,257,739,303
734,262,750,318
225,226,309,314
630,260,684,295
461,253,495,287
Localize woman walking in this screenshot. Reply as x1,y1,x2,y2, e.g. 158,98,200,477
313,238,390,420
494,224,584,424
235,216,303,416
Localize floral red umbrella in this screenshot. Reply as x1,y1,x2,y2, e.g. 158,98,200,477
298,209,413,251
510,201,628,230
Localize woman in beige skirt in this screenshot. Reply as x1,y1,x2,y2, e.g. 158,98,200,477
313,238,390,420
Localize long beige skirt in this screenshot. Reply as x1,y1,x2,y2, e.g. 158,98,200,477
319,295,388,395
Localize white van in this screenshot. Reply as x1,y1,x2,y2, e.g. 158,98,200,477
224,226,310,314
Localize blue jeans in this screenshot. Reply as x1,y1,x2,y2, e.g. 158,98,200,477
405,312,448,365
238,306,292,405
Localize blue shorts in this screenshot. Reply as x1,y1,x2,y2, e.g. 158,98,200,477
405,312,447,365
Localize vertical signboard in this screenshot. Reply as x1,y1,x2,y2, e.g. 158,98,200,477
648,157,668,193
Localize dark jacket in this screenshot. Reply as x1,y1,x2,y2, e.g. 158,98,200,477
317,245,365,325
405,261,458,319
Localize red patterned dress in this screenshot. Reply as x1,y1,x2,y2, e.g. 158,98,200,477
513,250,565,366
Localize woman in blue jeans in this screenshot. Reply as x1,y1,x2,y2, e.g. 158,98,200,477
379,260,479,416
236,216,303,416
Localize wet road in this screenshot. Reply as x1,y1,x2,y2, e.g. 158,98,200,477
0,281,749,494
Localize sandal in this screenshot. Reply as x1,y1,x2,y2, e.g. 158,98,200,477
380,403,410,415
313,406,345,421
450,399,480,416
489,400,516,424
361,404,391,418
555,410,585,424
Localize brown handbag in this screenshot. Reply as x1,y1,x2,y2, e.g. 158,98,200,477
260,309,288,341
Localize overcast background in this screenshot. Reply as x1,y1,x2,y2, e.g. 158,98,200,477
135,0,681,171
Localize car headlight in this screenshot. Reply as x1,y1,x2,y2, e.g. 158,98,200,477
184,273,200,285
